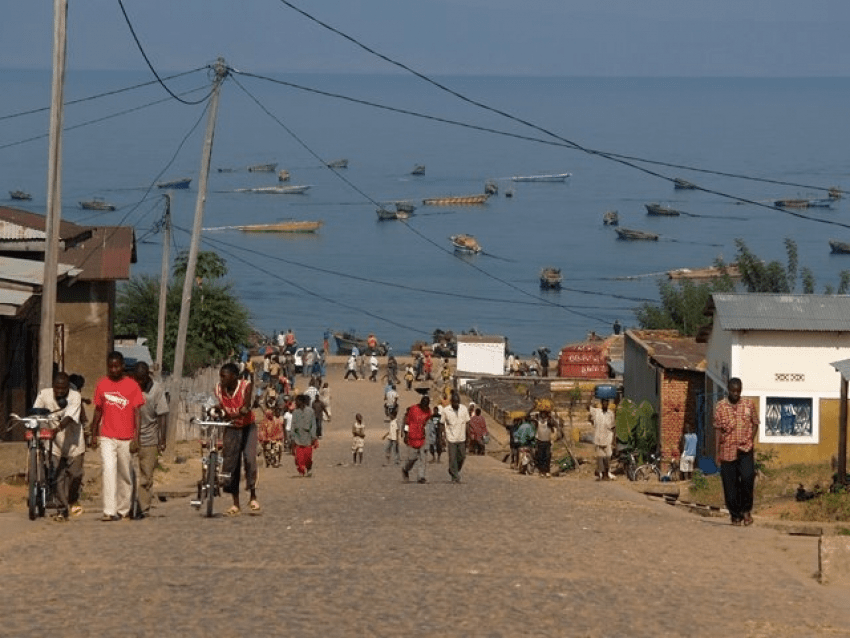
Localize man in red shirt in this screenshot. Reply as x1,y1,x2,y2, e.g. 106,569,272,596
402,395,431,484
713,377,759,526
91,351,145,522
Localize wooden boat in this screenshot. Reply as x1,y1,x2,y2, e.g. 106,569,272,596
645,203,681,216
234,185,311,194
376,207,411,221
807,199,833,209
774,198,810,209
394,201,416,214
504,188,514,198
326,159,348,169
235,220,322,233
156,177,191,189
667,264,741,280
411,164,425,176
829,240,850,254
673,178,698,190
333,331,388,356
484,180,499,195
511,172,571,183
247,163,278,172
79,198,116,211
423,194,489,206
829,186,843,200
217,167,236,173
615,228,658,241
539,267,563,289
450,234,482,253
602,210,619,226
9,190,32,200
277,169,290,182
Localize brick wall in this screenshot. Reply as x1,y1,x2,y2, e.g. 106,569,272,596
659,369,702,462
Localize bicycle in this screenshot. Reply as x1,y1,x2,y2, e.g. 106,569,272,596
189,415,233,517
11,409,58,520
618,446,641,481
633,452,682,482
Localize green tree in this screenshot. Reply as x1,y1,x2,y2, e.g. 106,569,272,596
735,237,850,294
635,271,735,336
116,251,251,374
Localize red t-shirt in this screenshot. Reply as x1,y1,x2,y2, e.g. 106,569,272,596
94,375,145,440
405,404,431,449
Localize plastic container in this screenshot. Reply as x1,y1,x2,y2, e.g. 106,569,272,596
594,384,618,400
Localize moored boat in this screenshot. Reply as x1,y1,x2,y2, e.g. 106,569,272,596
423,194,489,206
156,177,191,189
450,234,482,253
539,267,563,289
829,240,850,254
511,172,571,183
829,186,843,200
484,180,499,195
9,190,32,200
234,185,311,194
774,198,810,209
247,162,278,172
326,158,348,169
411,164,425,176
645,202,681,216
673,178,697,190
333,330,388,356
376,207,410,221
277,169,290,182
79,197,116,211
602,210,619,226
615,228,658,241
235,220,323,233
394,201,416,214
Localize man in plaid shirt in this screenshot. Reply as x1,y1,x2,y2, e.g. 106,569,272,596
713,377,759,526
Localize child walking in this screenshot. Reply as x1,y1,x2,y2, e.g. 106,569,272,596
352,413,366,464
258,404,284,468
382,409,400,464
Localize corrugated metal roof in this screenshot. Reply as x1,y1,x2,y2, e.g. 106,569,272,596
831,359,850,382
0,206,92,243
627,329,707,371
0,255,82,287
59,226,136,280
0,288,35,316
712,293,850,332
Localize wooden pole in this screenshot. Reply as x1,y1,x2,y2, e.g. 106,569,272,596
839,377,847,487
166,58,228,452
38,0,68,390
154,193,171,378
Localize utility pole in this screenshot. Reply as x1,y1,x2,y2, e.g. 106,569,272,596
166,58,228,452
154,193,172,378
38,0,68,390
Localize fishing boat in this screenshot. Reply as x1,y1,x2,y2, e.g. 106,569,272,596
504,188,514,198
9,190,32,200
615,228,658,241
645,203,681,216
247,162,278,172
539,267,563,289
411,164,425,176
774,198,810,209
673,178,698,190
511,172,571,183
602,210,619,226
450,234,482,254
277,169,290,182
156,177,191,189
829,240,850,254
667,264,741,280
333,330,388,356
484,180,499,195
235,220,323,233
829,186,843,200
234,185,311,194
376,207,411,221
79,198,116,211
326,158,348,169
394,201,416,214
807,199,833,208
217,167,236,173
423,194,489,206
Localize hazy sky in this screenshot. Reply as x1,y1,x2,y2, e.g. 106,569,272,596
4,1,850,76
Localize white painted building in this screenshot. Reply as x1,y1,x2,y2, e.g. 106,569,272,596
455,334,506,377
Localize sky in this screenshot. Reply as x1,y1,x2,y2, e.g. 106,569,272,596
3,0,850,77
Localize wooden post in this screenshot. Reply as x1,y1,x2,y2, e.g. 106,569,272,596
166,58,228,452
839,377,847,487
38,0,68,390
154,193,171,378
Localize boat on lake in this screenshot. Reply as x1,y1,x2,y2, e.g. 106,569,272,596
450,234,482,254
615,227,658,241
829,187,843,200
602,210,619,226
484,180,499,195
394,201,416,214
829,240,850,254
511,172,571,183
411,164,425,176
376,207,411,221
79,197,116,211
277,169,290,182
645,203,681,216
156,177,191,189
326,158,348,169
235,220,322,233
247,162,278,172
673,178,698,190
539,267,563,289
333,330,388,356
667,264,741,280
423,194,489,206
9,190,32,200
775,197,832,209
234,185,311,194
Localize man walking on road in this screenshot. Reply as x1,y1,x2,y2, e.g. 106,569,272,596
402,395,431,483
442,391,470,483
714,377,759,526
132,362,168,519
290,394,318,477
589,398,616,480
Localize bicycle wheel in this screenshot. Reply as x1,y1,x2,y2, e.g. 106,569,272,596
27,446,38,520
634,466,655,481
206,451,217,518
36,448,47,517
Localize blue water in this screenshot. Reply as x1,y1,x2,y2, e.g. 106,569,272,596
3,70,850,355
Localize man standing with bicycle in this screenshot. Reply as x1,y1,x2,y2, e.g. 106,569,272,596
33,371,83,522
714,377,759,527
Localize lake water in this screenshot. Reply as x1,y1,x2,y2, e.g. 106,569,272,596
3,69,850,355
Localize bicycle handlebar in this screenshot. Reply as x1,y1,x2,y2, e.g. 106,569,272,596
190,418,234,428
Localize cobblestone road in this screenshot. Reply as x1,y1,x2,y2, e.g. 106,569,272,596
1,370,848,637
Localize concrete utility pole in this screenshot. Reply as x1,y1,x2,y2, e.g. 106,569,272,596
839,377,847,487
166,58,228,452
38,0,68,390
154,193,172,378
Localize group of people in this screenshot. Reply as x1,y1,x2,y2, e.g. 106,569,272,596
505,410,557,476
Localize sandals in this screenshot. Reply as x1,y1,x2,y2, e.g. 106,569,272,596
225,505,241,517
249,500,262,514
70,505,84,517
